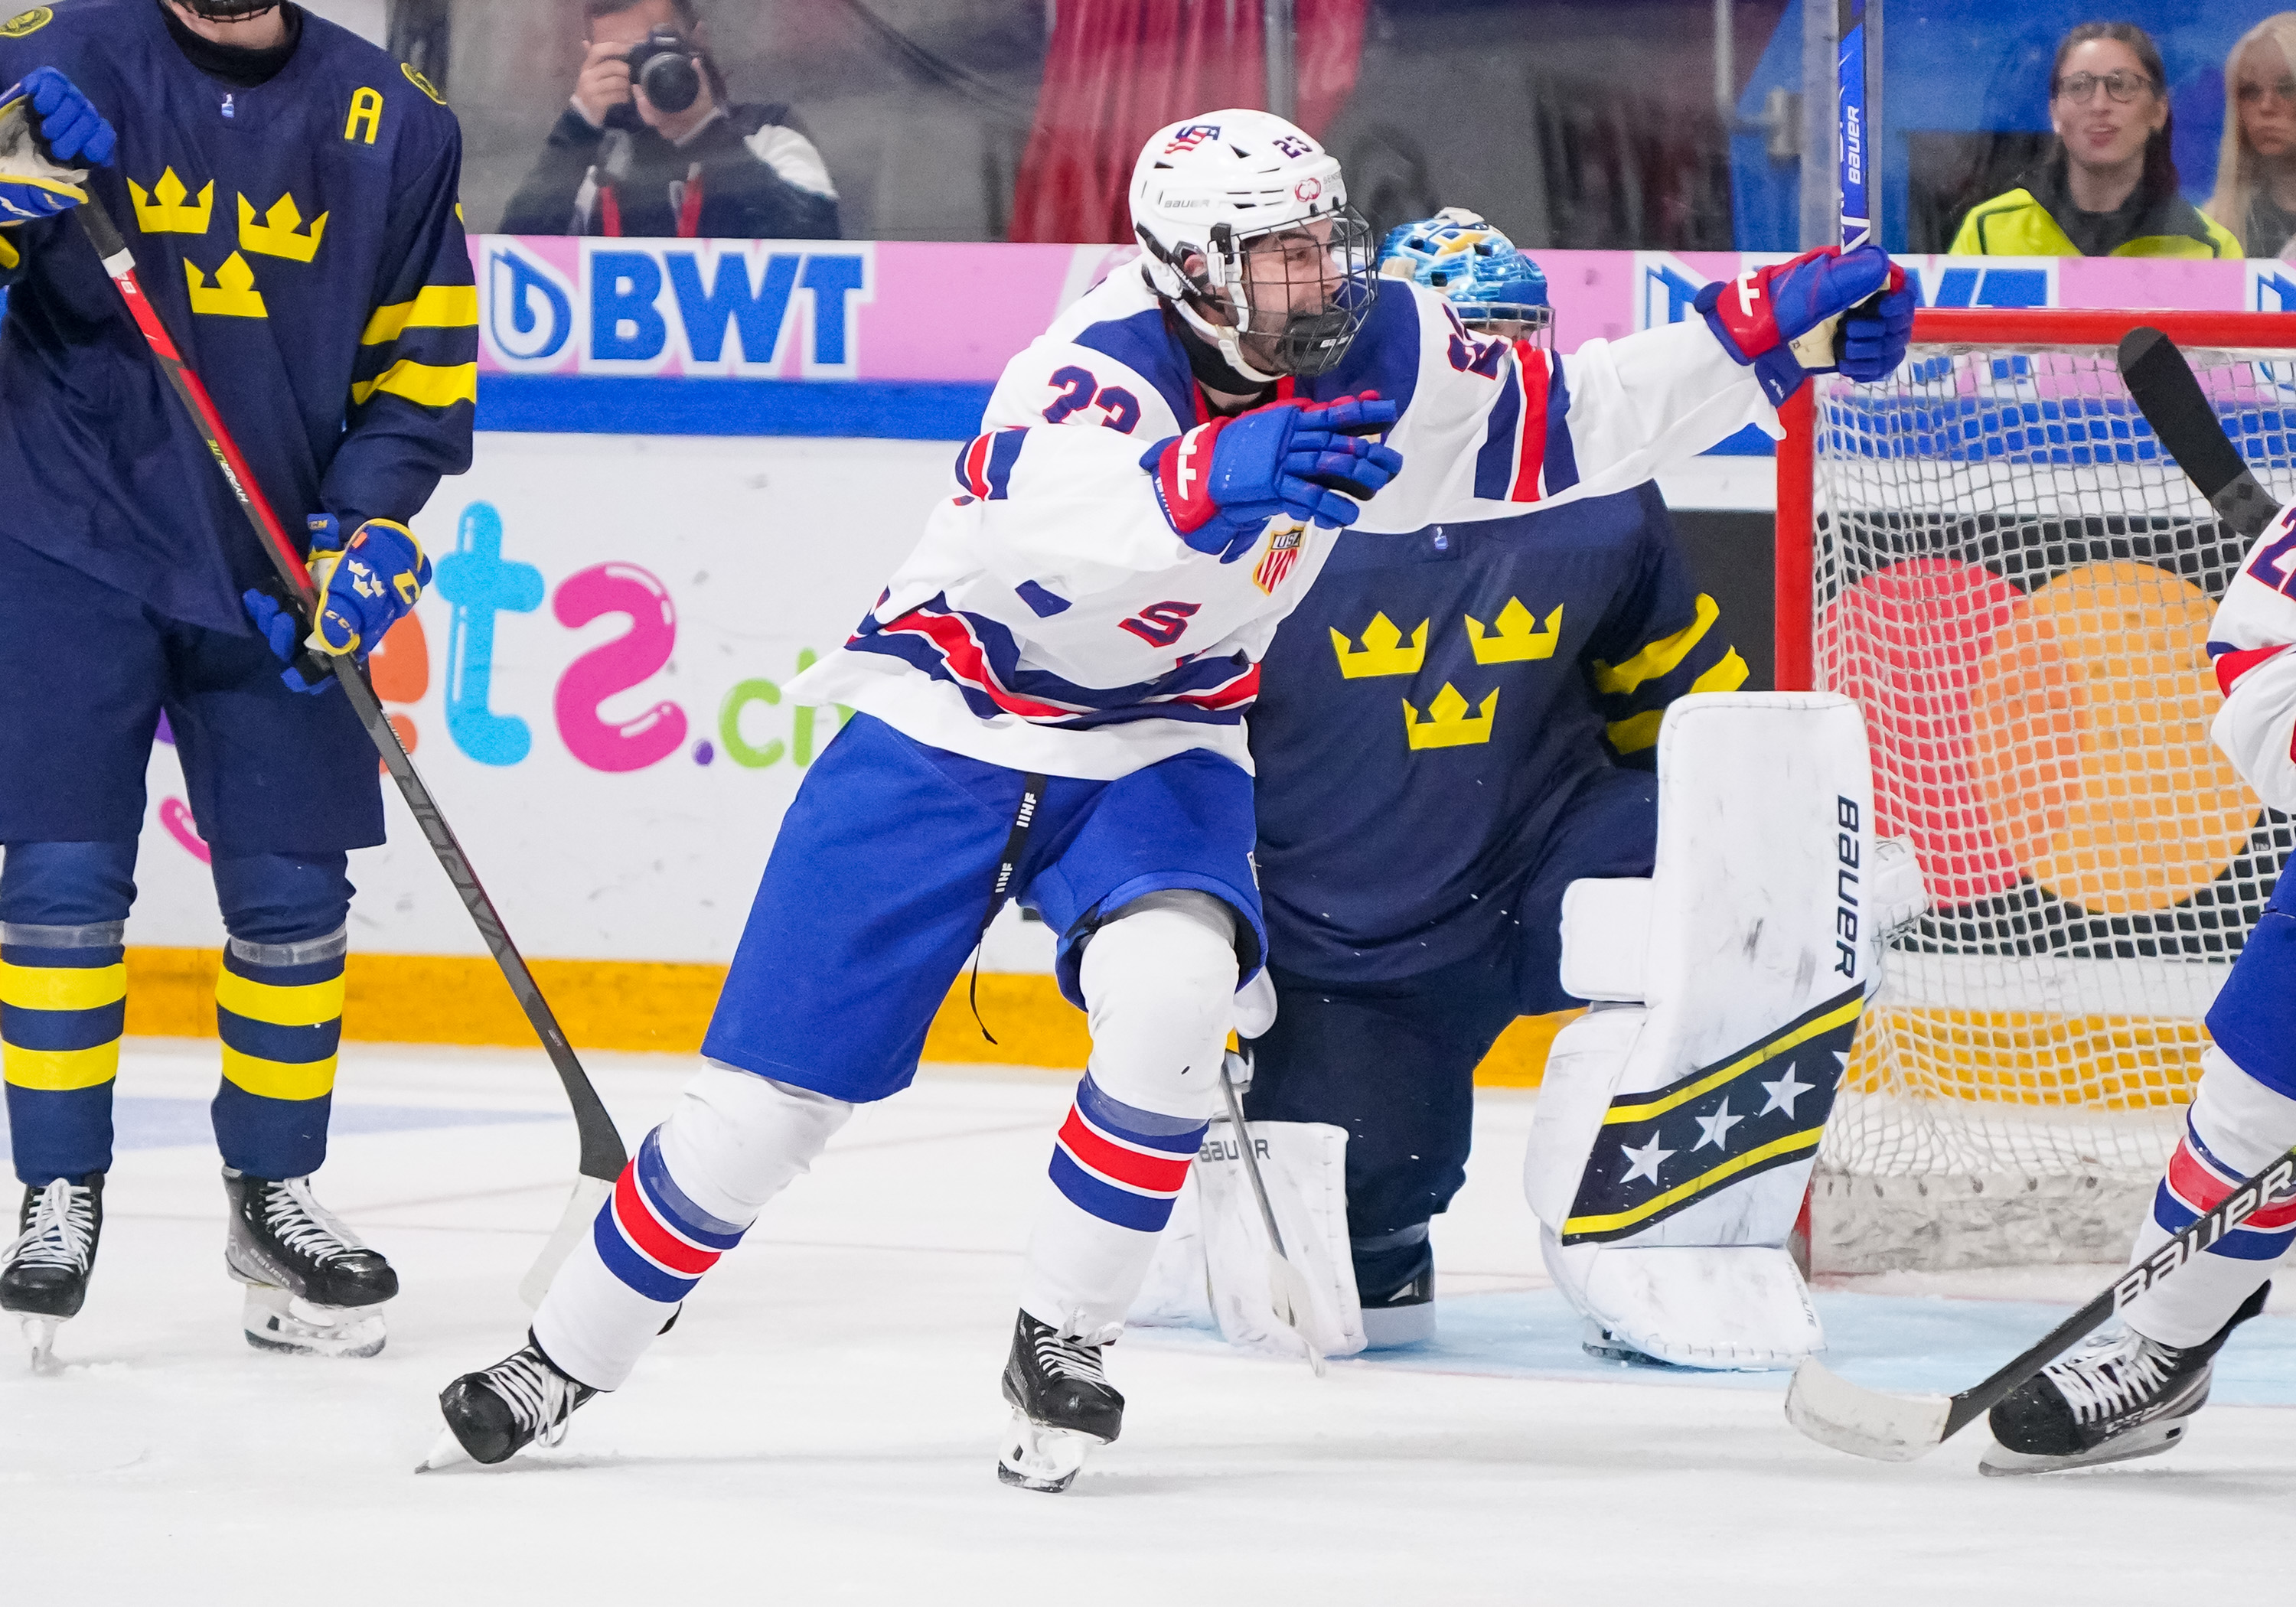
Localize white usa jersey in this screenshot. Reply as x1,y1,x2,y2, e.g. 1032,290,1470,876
786,262,1774,781
2207,501,2296,810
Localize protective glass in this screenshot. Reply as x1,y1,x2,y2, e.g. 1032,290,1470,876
2052,70,2154,104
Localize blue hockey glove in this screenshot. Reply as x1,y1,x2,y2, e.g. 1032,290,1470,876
1694,244,1912,405
1143,392,1405,562
0,69,115,223
241,589,335,695
305,514,432,657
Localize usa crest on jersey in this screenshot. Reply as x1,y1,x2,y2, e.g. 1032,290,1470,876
1252,523,1306,595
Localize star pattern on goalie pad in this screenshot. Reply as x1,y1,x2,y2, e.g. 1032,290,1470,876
1561,987,1862,1245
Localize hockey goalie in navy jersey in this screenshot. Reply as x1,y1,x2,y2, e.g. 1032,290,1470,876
1228,214,1750,1354
1981,500,2296,1474
432,110,1912,1487
0,0,472,1361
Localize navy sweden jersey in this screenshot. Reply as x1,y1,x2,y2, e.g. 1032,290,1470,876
0,0,475,632
1248,482,1746,981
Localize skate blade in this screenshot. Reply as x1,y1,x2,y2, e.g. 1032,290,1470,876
20,1315,60,1371
996,1411,1094,1494
416,1428,474,1474
1978,1420,2189,1478
242,1285,387,1359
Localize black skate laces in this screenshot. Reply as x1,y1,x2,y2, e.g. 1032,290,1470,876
484,1349,589,1448
257,1176,369,1264
8,1179,96,1273
2043,1328,2181,1425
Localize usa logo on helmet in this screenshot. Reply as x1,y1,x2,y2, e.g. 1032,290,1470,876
1163,124,1221,155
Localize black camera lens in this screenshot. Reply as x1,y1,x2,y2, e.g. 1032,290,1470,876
627,29,702,115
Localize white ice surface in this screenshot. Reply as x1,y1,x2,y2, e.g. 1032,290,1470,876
5,1042,2294,1602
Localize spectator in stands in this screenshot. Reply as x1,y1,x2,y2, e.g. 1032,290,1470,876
2205,14,2296,256
1952,22,2239,258
500,0,840,240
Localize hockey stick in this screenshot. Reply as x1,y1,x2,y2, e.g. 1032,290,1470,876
1786,0,1876,370
1786,324,2293,1462
69,194,626,1305
1786,1144,2296,1460
1218,1049,1325,1377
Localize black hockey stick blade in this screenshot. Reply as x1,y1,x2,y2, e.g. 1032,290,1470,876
1786,1145,2296,1462
2118,327,2284,542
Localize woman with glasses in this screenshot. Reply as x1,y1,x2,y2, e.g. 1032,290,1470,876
1951,22,2239,258
2205,14,2296,256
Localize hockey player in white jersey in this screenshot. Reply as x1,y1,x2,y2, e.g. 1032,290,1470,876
429,109,1911,1488
1985,504,2296,1473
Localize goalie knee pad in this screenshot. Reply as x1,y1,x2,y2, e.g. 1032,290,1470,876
1524,693,1920,1369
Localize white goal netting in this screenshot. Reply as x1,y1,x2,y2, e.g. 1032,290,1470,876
1802,337,2296,1270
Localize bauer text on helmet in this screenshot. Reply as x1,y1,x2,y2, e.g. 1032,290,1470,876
1378,208,1552,344
1131,110,1379,383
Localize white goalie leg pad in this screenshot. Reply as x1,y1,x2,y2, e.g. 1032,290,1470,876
1193,1116,1364,1358
1127,1168,1216,1329
1524,693,1884,1369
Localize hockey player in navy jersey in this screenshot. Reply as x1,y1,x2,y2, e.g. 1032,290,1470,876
432,110,1912,1487
1237,213,1747,1351
0,0,475,1361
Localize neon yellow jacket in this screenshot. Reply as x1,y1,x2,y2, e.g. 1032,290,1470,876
1950,184,2242,259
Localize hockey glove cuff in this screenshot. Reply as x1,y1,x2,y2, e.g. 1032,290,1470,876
0,69,113,224
305,515,431,658
1143,392,1404,562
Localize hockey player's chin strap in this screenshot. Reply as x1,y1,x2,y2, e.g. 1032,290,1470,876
1168,295,1285,393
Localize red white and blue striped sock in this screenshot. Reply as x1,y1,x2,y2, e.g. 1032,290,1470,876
1019,1071,1208,1337
2122,1046,2296,1348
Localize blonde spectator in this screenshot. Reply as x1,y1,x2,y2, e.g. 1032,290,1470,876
2206,14,2296,256
1952,22,2239,258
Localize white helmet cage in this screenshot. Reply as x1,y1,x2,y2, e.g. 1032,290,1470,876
1130,110,1378,381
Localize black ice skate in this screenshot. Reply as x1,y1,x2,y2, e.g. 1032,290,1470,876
1982,1281,2271,1475
223,1168,397,1358
1,1175,103,1366
997,1310,1124,1493
424,1335,598,1469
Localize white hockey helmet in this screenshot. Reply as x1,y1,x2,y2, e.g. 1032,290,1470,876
1130,109,1377,381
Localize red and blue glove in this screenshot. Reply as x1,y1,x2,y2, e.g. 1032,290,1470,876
1694,244,1913,406
0,68,115,223
1142,392,1405,562
242,515,432,693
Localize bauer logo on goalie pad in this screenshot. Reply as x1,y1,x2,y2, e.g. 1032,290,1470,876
1560,985,1861,1244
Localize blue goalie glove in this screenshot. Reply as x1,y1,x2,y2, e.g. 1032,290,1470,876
1144,393,1404,561
1378,207,1551,341
0,68,115,223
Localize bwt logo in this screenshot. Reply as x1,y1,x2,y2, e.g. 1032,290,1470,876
479,238,876,377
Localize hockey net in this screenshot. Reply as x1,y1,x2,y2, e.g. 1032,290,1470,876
1777,309,2296,1272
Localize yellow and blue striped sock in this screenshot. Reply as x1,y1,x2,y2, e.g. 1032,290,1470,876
0,921,125,1185
211,927,346,1180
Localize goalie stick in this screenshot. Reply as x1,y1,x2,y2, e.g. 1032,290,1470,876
69,194,626,1305
1784,325,2295,1462
1218,1049,1326,1377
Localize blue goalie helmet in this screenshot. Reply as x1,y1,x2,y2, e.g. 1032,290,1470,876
1378,207,1551,341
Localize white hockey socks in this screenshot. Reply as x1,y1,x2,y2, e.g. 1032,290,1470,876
532,1063,853,1390
2120,1045,2296,1349
1017,892,1236,1338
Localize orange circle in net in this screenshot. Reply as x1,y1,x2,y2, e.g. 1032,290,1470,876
1965,559,2257,914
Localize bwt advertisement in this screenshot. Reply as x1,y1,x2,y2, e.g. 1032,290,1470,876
116,237,2296,965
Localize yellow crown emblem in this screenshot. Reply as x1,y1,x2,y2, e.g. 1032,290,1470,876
1466,598,1563,664
238,192,328,262
184,253,267,318
1403,683,1499,749
129,168,213,235
1330,612,1428,679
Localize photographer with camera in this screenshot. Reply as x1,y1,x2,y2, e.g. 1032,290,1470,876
500,0,839,240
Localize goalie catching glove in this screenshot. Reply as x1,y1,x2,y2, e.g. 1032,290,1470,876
1695,244,1913,406
1143,391,1403,562
242,515,432,693
0,68,116,223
